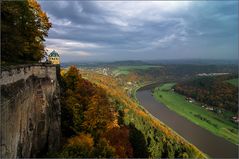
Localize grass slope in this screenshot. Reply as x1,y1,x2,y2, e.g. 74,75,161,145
81,70,206,158
113,65,161,76
153,83,238,145
226,78,238,87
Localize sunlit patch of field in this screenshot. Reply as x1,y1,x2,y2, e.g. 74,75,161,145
226,78,238,87
112,65,161,76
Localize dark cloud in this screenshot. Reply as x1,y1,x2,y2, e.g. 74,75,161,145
41,1,105,25
39,1,238,62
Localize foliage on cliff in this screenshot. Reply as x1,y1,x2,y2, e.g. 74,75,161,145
79,68,206,158
174,75,238,113
58,66,133,158
54,66,206,158
1,0,51,64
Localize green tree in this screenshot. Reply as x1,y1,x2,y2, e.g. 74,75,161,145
93,138,116,158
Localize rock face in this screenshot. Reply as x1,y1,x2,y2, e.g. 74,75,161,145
0,64,61,158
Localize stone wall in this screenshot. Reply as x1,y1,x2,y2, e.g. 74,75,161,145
0,64,58,85
0,64,61,158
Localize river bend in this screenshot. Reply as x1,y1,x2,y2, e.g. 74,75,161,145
136,85,238,158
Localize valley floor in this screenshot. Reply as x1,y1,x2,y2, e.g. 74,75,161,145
153,83,238,145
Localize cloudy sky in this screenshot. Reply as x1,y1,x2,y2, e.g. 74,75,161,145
39,1,238,62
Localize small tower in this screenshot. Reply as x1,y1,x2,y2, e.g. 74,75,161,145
48,50,60,64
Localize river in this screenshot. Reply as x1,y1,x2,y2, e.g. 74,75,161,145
136,83,238,158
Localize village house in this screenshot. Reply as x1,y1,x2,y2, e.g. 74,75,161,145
205,107,214,111
232,115,239,123
185,97,194,103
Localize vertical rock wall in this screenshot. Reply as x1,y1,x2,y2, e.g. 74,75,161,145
0,64,61,158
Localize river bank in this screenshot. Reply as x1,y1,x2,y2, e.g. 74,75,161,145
136,83,238,158
153,83,238,145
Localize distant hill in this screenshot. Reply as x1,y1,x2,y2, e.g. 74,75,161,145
61,59,238,68
108,60,149,66
146,59,238,65
61,60,152,68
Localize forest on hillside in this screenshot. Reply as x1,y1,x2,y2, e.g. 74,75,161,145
113,64,238,85
174,75,238,113
53,66,205,158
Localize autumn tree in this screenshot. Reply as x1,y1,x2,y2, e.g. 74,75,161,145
61,66,117,137
59,133,94,158
1,0,51,64
62,66,81,91
93,138,116,158
82,92,117,135
103,126,133,157
61,66,84,135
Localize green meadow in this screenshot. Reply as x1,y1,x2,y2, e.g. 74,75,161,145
153,83,238,145
113,65,161,75
226,78,238,87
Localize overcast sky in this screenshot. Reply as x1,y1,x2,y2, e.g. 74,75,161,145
39,1,238,62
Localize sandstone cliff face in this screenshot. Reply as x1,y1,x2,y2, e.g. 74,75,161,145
0,64,61,158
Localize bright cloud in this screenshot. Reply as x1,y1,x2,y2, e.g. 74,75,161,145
47,38,102,49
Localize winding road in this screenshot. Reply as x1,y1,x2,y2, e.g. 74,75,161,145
136,84,238,158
